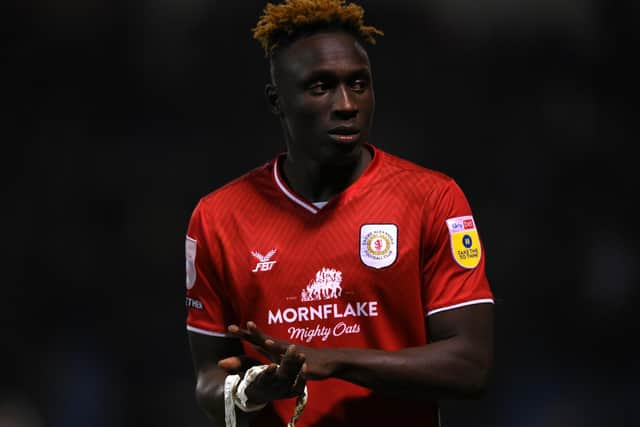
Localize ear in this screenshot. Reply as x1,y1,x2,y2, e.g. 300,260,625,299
265,83,282,116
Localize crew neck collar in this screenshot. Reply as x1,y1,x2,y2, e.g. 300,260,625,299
272,144,380,215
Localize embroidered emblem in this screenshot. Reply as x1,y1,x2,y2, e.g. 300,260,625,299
301,268,343,302
446,216,482,269
251,249,278,272
360,224,398,269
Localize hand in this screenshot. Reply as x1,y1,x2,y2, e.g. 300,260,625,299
222,321,336,381
218,322,306,404
224,321,291,364
221,343,306,405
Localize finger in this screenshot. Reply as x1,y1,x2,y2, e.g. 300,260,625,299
217,356,242,372
217,355,262,373
227,322,268,347
264,363,278,375
276,345,305,382
227,324,248,338
292,374,306,395
264,338,288,355
292,360,307,394
246,322,273,345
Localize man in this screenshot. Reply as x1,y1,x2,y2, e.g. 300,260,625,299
185,1,494,426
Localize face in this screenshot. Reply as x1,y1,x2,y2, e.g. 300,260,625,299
268,31,375,166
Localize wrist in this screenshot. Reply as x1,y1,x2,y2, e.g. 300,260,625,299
322,348,346,379
233,366,270,412
242,381,268,406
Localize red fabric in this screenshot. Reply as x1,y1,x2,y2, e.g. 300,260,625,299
185,145,493,427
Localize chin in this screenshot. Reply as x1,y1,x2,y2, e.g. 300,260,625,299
326,141,363,164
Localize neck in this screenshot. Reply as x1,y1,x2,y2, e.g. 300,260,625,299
281,145,372,203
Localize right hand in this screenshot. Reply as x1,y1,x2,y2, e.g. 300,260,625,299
220,344,307,405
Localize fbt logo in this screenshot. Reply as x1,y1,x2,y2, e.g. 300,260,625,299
251,249,277,272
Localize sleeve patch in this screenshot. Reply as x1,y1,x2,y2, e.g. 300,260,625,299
445,216,481,269
185,236,197,289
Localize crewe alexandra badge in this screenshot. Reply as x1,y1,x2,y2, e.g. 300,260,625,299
446,216,482,269
360,224,398,269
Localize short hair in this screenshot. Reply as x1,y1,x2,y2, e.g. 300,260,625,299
252,0,384,57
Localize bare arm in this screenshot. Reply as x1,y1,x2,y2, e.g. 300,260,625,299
189,332,245,426
189,331,307,426
223,303,493,400
327,303,493,399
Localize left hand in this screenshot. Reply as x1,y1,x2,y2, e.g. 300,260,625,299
219,321,335,380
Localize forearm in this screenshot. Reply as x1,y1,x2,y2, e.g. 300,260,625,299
195,366,253,427
326,337,490,400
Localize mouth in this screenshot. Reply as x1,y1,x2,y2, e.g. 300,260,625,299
328,126,361,144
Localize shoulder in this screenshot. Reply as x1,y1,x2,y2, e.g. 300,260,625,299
374,148,456,197
196,160,274,215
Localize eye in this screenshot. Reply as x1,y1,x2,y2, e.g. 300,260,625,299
307,81,328,95
351,79,369,93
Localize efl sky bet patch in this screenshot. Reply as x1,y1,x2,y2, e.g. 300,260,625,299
446,216,481,269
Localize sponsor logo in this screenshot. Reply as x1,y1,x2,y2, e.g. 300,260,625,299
251,249,277,272
445,216,481,269
185,296,203,310
268,301,379,324
301,267,342,302
288,322,362,343
266,267,380,343
360,224,398,269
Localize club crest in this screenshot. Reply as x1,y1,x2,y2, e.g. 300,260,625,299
360,224,398,269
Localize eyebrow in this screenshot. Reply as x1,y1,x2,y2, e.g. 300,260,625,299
301,66,371,82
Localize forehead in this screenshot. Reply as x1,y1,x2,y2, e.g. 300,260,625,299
274,31,370,79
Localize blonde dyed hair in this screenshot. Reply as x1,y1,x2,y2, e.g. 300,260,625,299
252,0,383,57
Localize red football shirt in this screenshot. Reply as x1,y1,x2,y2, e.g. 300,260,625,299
185,145,493,427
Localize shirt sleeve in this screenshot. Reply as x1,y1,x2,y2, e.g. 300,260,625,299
421,179,494,316
184,199,236,336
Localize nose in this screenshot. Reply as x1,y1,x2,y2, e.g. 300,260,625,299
333,84,358,120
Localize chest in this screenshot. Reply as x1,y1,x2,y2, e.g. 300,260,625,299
219,203,425,311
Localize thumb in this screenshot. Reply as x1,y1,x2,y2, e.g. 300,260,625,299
217,355,263,374
217,356,243,373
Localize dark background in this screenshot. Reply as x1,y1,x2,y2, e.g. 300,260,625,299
3,0,638,426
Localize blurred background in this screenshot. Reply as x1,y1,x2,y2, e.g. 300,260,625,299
3,0,638,426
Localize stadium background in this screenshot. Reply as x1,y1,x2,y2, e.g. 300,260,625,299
3,0,637,426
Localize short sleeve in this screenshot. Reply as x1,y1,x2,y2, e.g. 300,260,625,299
184,199,236,336
422,180,494,316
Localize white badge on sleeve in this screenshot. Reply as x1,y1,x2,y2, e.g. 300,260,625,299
185,236,197,289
